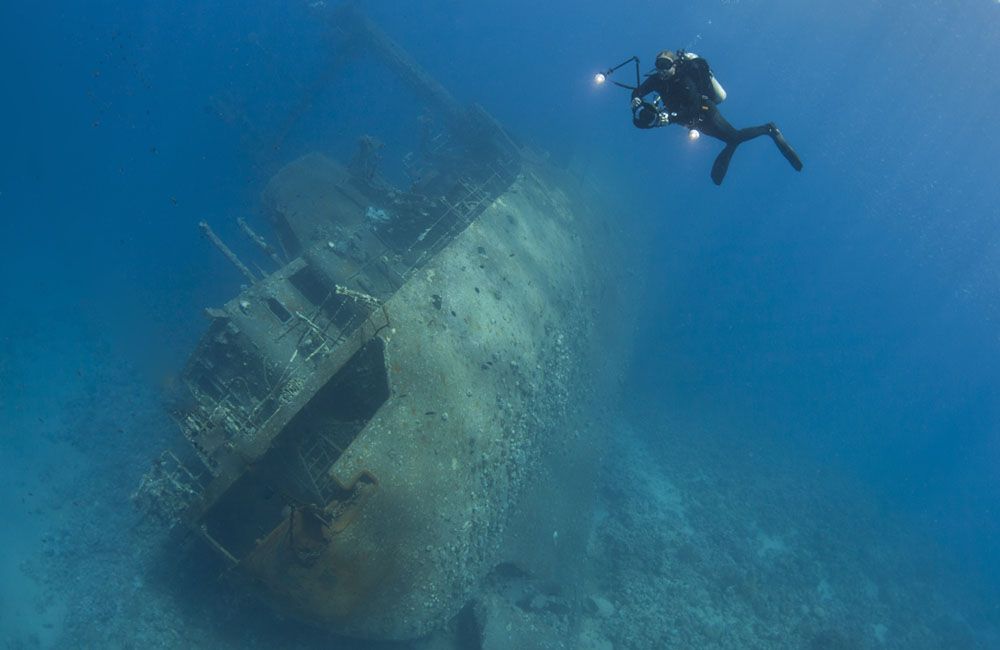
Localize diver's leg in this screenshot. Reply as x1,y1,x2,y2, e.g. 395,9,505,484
767,124,803,171
697,105,742,185
733,124,772,144
698,107,802,182
711,145,737,186
726,121,804,174
695,104,739,144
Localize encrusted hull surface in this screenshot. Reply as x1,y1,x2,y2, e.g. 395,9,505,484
249,170,609,638
133,5,635,639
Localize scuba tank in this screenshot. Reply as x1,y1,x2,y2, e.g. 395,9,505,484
679,51,727,104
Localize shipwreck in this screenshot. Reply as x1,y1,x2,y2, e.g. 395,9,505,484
135,4,634,640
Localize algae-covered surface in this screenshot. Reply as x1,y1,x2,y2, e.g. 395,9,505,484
5,340,997,648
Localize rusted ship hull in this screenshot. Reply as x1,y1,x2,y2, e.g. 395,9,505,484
135,3,635,640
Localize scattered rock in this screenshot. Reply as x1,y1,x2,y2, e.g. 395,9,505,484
585,594,615,619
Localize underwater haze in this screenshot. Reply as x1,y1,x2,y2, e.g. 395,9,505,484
2,0,999,648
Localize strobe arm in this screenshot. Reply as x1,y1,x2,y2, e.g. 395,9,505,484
596,56,641,90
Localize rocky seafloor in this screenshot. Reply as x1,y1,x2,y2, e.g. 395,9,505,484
5,351,999,650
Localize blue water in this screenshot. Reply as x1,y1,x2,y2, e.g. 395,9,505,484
2,0,998,647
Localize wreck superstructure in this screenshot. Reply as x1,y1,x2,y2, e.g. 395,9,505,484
136,4,633,640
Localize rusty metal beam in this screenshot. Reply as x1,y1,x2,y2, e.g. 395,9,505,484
200,221,259,284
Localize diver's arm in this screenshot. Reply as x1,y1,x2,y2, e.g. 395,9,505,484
630,75,659,102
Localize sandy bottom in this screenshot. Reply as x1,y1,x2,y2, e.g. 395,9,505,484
2,334,998,649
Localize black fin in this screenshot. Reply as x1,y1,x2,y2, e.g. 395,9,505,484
711,145,737,185
770,127,803,171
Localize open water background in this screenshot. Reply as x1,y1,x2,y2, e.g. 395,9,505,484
1,0,998,646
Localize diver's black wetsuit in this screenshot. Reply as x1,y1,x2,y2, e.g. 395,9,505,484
631,57,802,185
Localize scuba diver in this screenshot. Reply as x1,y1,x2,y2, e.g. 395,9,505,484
630,50,803,185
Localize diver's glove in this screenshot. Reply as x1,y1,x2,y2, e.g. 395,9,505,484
656,112,671,126
631,97,643,110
